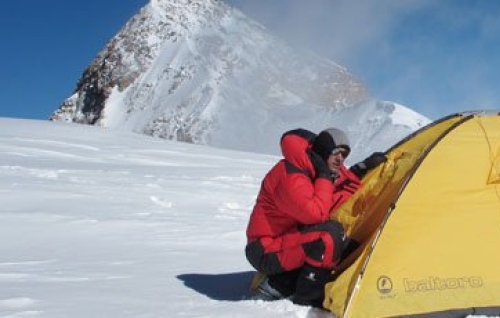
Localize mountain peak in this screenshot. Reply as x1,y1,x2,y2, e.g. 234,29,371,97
49,0,428,162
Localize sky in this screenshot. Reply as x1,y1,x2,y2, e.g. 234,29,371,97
1,117,497,317
1,1,500,121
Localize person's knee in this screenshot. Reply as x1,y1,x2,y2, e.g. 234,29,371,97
245,240,264,270
245,240,284,275
302,221,346,267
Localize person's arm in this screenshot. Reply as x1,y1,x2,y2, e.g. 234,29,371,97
276,173,334,225
350,152,387,179
330,166,361,213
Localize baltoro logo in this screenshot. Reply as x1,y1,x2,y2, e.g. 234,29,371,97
404,276,483,292
377,275,393,294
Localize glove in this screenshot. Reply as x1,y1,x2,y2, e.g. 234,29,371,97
350,152,387,179
363,152,387,170
309,151,333,181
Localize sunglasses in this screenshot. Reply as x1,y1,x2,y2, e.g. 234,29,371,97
331,147,349,158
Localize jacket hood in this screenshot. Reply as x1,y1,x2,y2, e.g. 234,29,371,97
280,129,316,175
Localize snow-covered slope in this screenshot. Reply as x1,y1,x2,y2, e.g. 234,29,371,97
0,117,316,318
1,118,494,318
48,0,368,150
229,98,430,164
49,0,430,160
49,0,366,134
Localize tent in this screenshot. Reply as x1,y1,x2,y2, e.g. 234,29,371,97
324,111,500,317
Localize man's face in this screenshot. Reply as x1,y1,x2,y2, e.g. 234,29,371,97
326,147,348,174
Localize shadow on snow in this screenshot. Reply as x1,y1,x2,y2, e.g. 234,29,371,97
177,271,255,301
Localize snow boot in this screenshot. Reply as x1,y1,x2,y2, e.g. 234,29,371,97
292,264,333,308
267,269,300,297
250,277,286,301
250,269,300,301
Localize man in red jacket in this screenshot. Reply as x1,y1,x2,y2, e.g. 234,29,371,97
245,128,385,307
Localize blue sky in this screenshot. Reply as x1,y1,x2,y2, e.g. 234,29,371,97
1,0,500,121
0,0,147,120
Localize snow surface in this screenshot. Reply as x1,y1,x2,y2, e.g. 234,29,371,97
0,118,495,318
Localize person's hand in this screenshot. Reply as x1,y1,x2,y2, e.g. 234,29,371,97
350,152,387,179
363,152,387,170
309,151,332,181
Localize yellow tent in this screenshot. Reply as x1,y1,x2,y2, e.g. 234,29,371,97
324,112,500,317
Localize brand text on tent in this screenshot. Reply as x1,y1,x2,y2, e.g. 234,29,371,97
404,276,483,293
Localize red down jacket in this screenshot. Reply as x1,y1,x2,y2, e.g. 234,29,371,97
246,129,361,242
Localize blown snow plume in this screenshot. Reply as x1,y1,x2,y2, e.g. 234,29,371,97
50,0,430,162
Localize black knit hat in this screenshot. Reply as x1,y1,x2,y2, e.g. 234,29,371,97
312,128,351,161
